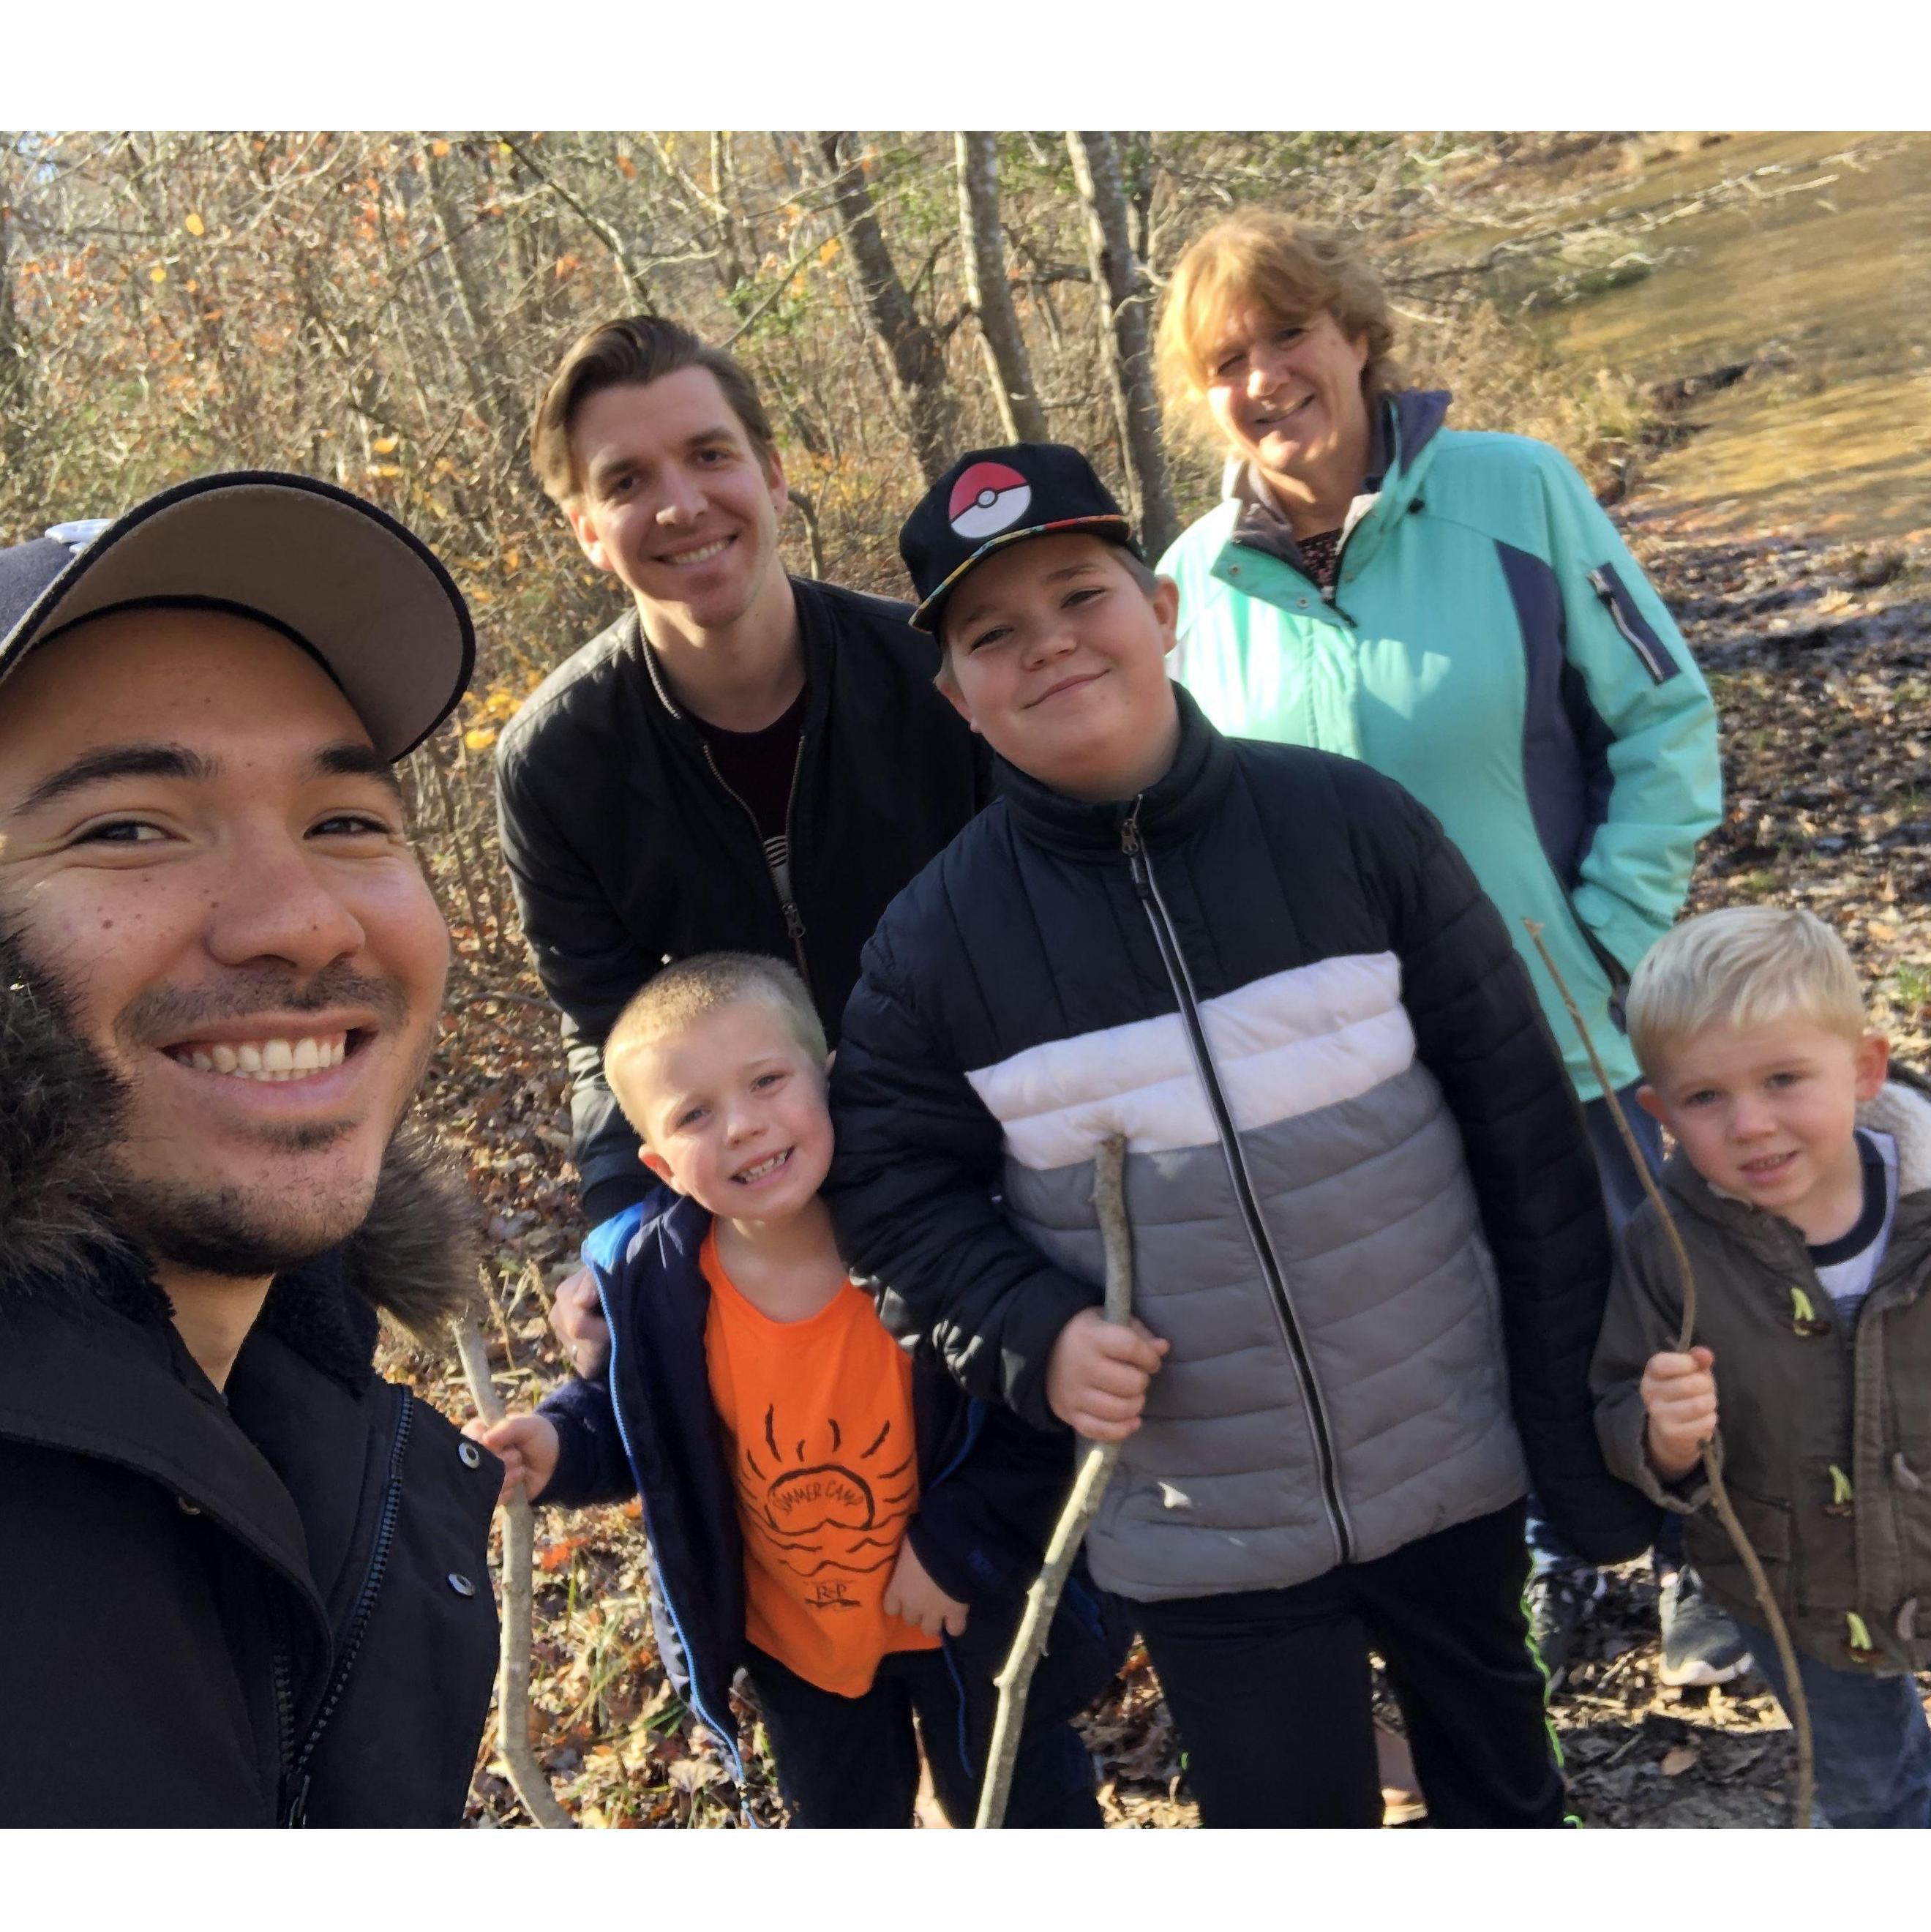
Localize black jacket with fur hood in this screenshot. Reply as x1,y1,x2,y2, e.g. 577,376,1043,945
0,968,502,1827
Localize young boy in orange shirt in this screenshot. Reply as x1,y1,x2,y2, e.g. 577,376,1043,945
472,952,1118,1827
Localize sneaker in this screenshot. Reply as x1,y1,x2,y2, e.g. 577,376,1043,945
1526,1565,1605,1691
1657,1567,1753,1687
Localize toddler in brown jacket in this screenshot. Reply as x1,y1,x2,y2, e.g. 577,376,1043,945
1592,905,1931,1827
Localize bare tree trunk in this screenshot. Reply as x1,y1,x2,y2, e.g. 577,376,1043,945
0,165,30,471
417,140,525,465
1066,132,1179,559
1118,132,1156,269
956,133,1047,445
811,132,960,484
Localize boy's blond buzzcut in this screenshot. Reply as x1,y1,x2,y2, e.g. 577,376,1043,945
602,952,826,1135
1627,906,1867,1074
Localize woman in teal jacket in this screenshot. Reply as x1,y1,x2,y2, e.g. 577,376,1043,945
1154,210,1721,1220
1154,209,1731,1699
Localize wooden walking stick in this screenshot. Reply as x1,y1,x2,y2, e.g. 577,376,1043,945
1522,919,1814,1827
453,1305,577,1830
975,1133,1133,1830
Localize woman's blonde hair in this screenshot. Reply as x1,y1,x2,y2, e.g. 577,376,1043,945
1155,210,1403,451
1626,906,1869,1075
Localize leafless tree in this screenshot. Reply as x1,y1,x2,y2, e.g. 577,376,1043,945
1067,131,1179,558
957,133,1048,445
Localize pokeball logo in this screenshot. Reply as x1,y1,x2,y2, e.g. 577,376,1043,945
948,461,1032,540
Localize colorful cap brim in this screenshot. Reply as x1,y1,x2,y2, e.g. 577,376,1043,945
909,514,1136,632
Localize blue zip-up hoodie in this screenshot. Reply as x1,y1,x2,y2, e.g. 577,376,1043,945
535,1188,1122,1775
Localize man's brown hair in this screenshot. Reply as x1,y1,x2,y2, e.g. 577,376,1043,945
529,315,777,506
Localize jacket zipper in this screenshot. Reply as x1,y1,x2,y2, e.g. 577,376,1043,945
1586,566,1672,683
637,624,814,997
270,1636,296,1821
1320,491,1379,621
697,737,813,997
1120,803,1354,1565
590,1264,747,1786
281,1391,416,1826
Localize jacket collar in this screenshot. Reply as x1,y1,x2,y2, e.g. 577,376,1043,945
1221,389,1453,580
628,576,833,744
993,682,1235,860
0,948,479,1385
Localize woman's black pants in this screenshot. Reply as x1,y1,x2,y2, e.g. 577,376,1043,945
1134,1498,1569,1827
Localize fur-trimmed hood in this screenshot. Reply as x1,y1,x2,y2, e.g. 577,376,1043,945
1859,1063,1931,1196
0,952,479,1377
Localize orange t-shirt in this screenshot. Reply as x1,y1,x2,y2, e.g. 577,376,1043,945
701,1227,942,1697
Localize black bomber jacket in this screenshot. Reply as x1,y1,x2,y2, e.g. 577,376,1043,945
495,576,991,1226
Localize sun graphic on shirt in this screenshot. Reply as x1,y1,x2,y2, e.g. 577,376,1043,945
740,1405,916,1581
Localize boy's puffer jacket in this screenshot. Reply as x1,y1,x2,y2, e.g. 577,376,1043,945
1160,389,1721,1104
1593,1069,1931,1673
535,1189,1125,1781
826,687,1657,1604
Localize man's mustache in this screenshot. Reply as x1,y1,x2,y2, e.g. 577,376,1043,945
118,965,411,1047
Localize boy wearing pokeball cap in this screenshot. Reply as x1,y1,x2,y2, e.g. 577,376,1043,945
823,443,1654,1827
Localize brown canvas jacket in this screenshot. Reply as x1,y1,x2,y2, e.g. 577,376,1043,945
1591,1069,1931,1674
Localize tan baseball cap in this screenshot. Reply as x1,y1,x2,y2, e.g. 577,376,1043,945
0,471,475,760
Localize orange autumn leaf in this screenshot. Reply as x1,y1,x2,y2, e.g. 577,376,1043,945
536,1533,592,1572
184,211,205,237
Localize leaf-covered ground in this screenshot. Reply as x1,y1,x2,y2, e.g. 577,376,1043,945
395,505,1931,1827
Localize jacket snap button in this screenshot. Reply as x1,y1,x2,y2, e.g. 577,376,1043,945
447,1572,476,1598
175,1494,202,1516
1297,596,1309,608
458,1441,483,1469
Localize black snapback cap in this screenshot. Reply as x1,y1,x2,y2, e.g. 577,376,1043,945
900,443,1142,634
0,471,476,760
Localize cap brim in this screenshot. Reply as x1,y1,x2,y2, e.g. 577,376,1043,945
910,514,1137,632
0,472,475,760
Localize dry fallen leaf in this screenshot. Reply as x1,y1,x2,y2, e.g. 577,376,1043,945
1660,1745,1698,1777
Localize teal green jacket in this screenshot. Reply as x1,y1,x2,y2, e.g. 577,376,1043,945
1158,391,1722,1100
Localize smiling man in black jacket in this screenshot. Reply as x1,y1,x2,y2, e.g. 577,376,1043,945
498,316,990,1365
0,478,500,1827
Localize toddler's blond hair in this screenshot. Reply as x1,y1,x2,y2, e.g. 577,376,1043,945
1627,906,1867,1074
603,952,826,1137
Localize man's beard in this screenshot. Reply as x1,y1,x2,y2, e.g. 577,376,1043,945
110,1153,383,1280
5,926,428,1281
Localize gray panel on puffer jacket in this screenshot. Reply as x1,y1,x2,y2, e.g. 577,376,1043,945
1002,1060,1529,1602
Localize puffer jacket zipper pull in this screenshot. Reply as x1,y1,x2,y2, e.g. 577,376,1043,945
1121,797,1148,886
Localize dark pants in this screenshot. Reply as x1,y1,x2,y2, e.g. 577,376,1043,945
1732,1618,1931,1828
1134,1500,1568,1827
743,1642,1102,1829
1581,1076,1665,1232
1529,1078,1673,1577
